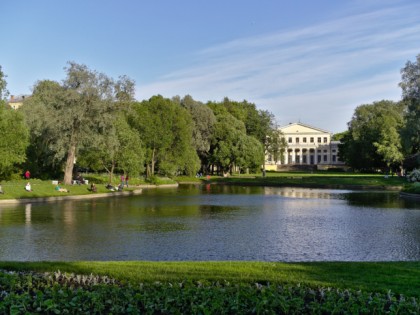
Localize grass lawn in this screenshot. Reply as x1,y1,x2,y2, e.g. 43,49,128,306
0,179,138,200
197,171,407,189
0,261,418,297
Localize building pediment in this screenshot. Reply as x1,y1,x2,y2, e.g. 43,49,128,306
279,122,331,135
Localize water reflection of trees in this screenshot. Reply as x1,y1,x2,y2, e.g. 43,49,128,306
342,192,420,209
263,187,420,210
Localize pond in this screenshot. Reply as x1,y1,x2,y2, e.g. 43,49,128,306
0,185,419,262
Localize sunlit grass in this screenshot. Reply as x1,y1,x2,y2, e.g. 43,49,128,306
0,261,418,297
198,171,407,188
0,178,137,200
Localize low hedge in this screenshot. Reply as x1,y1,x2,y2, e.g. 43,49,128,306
1,270,418,314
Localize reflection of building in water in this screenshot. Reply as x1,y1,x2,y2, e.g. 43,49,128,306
265,122,346,170
25,203,32,224
264,187,345,199
63,202,76,225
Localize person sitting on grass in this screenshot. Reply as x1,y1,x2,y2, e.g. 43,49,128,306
55,184,69,193
25,182,32,192
105,183,115,191
90,183,97,193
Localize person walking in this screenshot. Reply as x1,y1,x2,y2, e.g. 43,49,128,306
25,170,30,180
125,174,129,187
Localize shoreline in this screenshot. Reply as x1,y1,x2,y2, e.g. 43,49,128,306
1,181,417,204
0,183,180,204
399,191,420,199
199,180,403,191
0,189,144,204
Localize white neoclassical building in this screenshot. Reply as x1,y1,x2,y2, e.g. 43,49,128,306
265,122,344,171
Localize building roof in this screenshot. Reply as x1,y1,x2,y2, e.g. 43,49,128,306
8,94,30,103
278,122,332,134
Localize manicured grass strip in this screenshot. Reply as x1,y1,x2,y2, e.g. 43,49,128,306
1,267,419,314
0,179,142,200
0,261,418,297
209,173,406,189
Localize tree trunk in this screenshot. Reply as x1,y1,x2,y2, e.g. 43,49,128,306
63,142,77,185
151,148,155,176
108,162,115,184
146,164,151,178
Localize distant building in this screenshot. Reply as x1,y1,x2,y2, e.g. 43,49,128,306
265,122,345,171
7,95,29,110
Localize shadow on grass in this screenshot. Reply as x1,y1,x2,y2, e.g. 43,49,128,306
0,261,419,297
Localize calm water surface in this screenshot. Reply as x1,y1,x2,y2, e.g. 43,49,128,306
0,185,419,261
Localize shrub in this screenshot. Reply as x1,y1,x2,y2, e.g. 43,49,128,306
407,169,420,182
0,269,419,314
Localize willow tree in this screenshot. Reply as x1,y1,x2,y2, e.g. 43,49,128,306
22,62,134,184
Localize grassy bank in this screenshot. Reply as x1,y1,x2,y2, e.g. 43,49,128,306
198,172,407,190
0,176,177,200
0,261,418,297
0,172,409,200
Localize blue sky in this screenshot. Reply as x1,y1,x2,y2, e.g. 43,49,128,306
1,0,420,133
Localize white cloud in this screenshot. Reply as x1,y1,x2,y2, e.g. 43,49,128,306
137,2,420,133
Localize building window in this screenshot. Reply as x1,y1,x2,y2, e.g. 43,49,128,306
323,137,327,143
323,150,327,153
296,137,299,143
317,150,321,153
317,137,321,143
310,137,314,143
332,149,336,153
288,137,292,143
323,155,327,162
303,137,307,143
317,155,321,163
332,155,336,162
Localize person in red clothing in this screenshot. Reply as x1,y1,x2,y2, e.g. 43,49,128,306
125,174,129,187
25,170,30,179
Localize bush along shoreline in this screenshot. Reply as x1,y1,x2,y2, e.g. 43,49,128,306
0,269,418,314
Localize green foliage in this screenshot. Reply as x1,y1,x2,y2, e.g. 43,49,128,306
399,54,420,154
0,268,418,314
407,169,420,182
178,95,216,172
332,131,347,141
0,65,9,101
0,106,29,179
77,113,145,182
339,100,404,171
131,96,200,177
21,62,136,184
209,109,264,174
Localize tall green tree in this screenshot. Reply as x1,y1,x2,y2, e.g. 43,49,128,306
266,128,288,164
0,67,29,178
399,54,420,155
131,95,199,177
177,95,216,173
22,62,134,184
339,100,404,171
208,98,283,172
77,113,144,183
0,65,9,101
209,110,263,174
0,105,29,179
